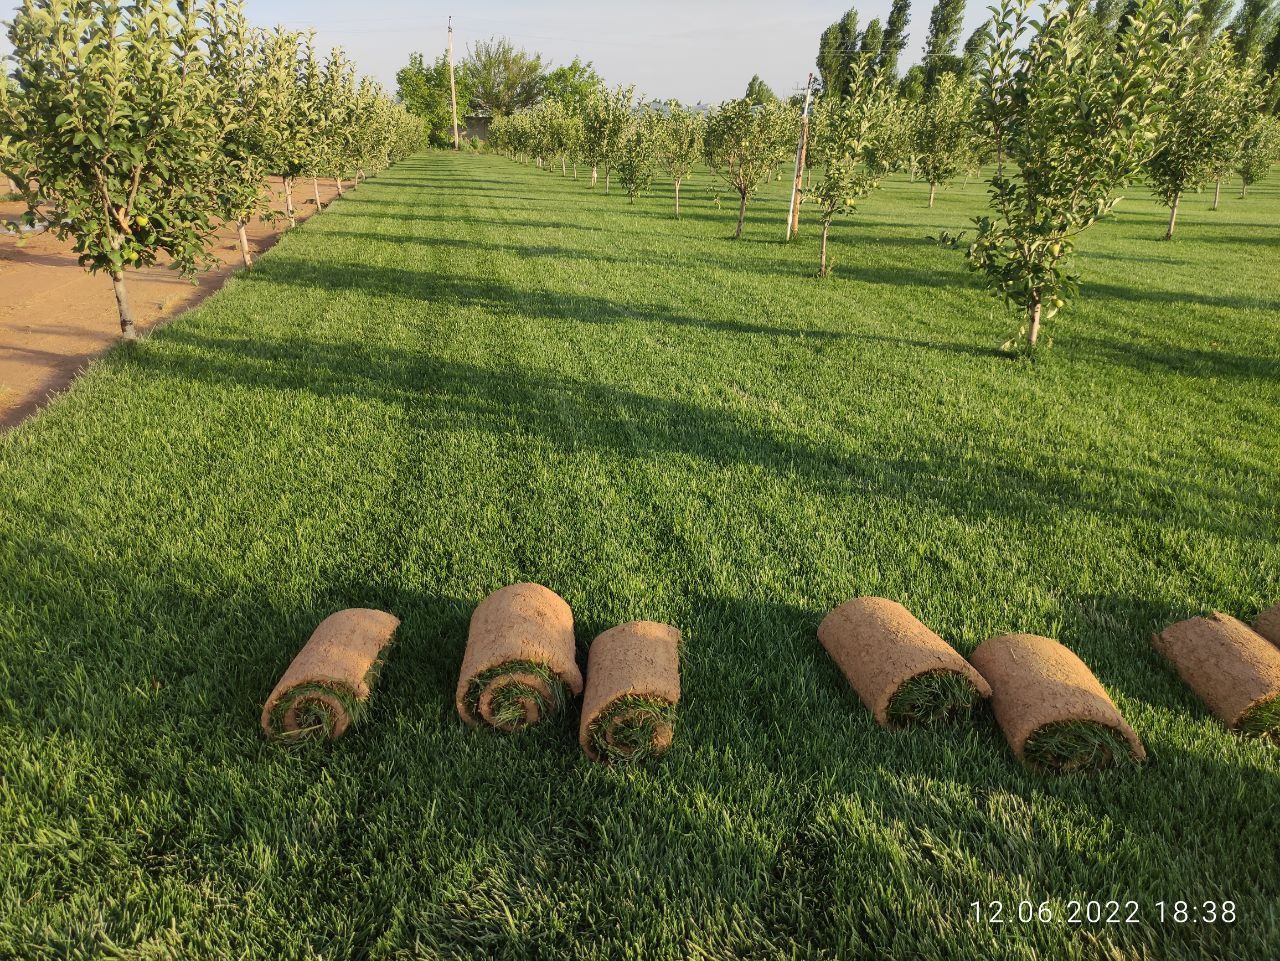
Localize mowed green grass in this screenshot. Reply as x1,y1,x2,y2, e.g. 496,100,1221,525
1,150,1278,960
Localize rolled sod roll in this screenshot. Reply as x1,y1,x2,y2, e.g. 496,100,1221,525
579,620,681,763
456,583,584,731
1254,603,1280,648
816,597,992,727
261,608,400,741
970,634,1145,772
1154,613,1280,735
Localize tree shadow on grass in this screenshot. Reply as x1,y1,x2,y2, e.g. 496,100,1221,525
322,209,608,233
0,505,472,745
1068,336,1280,380
127,328,1275,546
310,230,617,266
845,331,1006,361
1081,279,1280,313
249,255,845,340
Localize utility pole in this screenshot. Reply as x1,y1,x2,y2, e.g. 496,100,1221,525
448,16,460,150
786,73,815,241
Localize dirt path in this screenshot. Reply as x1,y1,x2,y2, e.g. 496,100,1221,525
0,177,341,431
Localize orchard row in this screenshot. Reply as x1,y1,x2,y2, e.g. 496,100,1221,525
489,0,1280,352
0,0,424,336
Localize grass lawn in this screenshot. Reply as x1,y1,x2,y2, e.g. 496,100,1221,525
1,149,1278,960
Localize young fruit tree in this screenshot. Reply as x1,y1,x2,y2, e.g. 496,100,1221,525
703,98,797,238
317,49,357,199
534,99,574,175
913,72,978,207
207,7,274,269
1237,114,1280,196
617,109,658,203
1147,36,1262,238
581,84,636,192
252,27,310,227
966,0,1190,351
296,38,329,212
655,101,705,218
0,72,25,200
809,61,901,276
2,0,233,338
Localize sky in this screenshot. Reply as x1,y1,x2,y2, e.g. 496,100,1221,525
1,1,995,104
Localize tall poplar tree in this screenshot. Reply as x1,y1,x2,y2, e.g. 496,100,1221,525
879,0,913,78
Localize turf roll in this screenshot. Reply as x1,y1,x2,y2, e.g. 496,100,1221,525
1253,603,1280,647
579,620,682,763
1153,612,1280,735
970,633,1145,772
260,608,401,742
816,597,991,727
455,583,584,731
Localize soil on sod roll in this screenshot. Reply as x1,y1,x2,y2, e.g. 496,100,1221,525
580,621,681,763
455,583,583,730
1153,612,1280,734
817,597,991,727
1253,603,1280,648
260,608,401,741
969,633,1145,772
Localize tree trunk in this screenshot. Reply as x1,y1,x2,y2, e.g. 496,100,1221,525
674,178,681,219
561,157,567,176
1241,180,1248,199
1164,193,1179,240
605,169,611,194
1027,298,1042,350
928,181,937,208
336,176,345,197
574,163,578,180
283,177,297,228
1212,178,1220,210
111,271,136,339
734,191,747,239
819,221,830,277
591,165,598,188
312,177,322,210
237,221,252,269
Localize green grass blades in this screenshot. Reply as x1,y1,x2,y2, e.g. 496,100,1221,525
885,669,983,728
588,695,677,764
2,151,1279,958
1237,695,1280,738
465,660,568,732
1022,720,1138,774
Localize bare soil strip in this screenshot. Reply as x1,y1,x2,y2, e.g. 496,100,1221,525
0,178,338,431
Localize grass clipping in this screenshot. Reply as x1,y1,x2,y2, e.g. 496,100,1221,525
260,608,401,742
818,597,991,728
970,633,1145,773
455,583,583,731
1154,612,1280,737
579,621,681,763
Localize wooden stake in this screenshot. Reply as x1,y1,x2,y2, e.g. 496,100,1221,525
786,74,814,241
448,17,461,150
